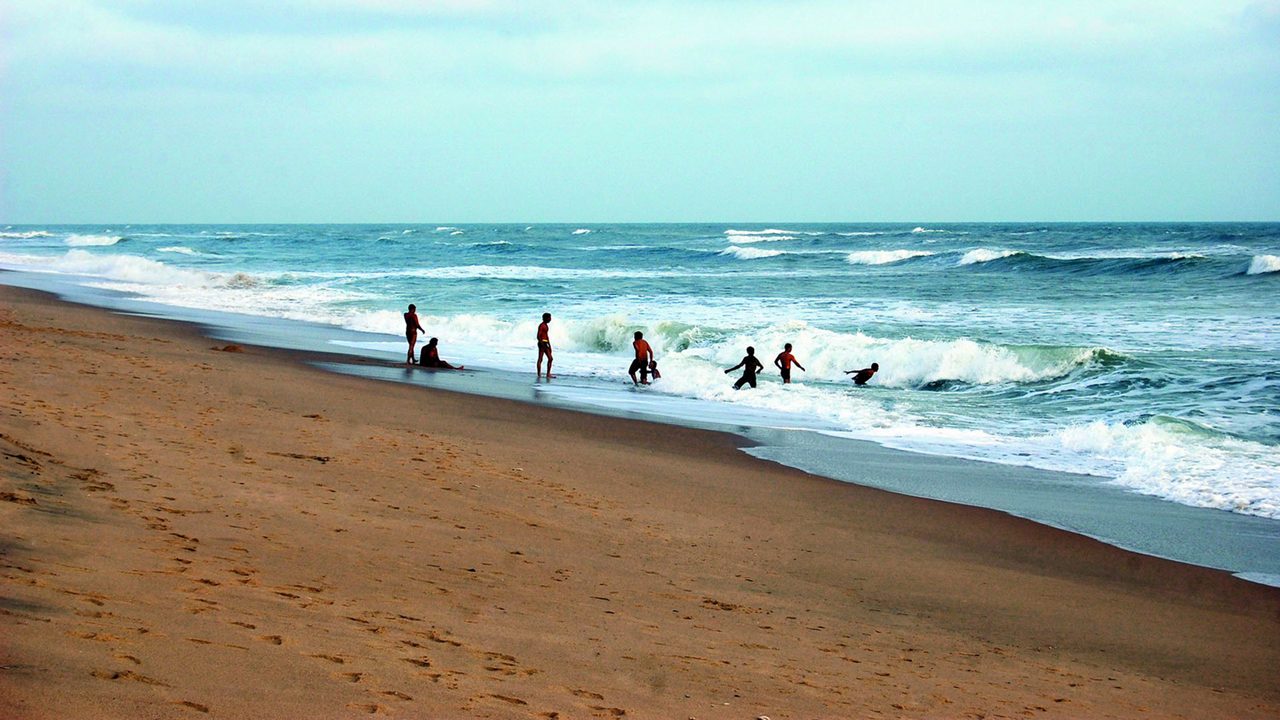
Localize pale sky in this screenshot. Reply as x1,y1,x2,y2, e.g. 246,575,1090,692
2,0,1278,222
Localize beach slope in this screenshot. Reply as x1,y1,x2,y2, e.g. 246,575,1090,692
1,285,1277,719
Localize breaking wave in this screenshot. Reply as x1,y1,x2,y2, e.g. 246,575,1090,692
846,249,934,265
0,230,54,239
65,234,124,247
1247,255,1280,275
720,246,785,260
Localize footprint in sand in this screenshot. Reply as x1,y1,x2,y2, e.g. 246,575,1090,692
258,635,283,645
91,670,169,686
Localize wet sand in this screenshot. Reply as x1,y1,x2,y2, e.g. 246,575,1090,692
2,284,1278,719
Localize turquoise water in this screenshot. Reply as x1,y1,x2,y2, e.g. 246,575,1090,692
3,223,1278,523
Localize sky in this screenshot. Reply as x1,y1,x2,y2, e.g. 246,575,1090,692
1,0,1278,223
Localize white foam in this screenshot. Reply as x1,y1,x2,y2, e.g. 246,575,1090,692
65,234,123,247
846,249,934,265
572,228,592,235
1247,254,1280,275
23,249,211,285
723,235,797,244
1051,420,1280,518
157,246,202,256
725,228,820,237
434,227,457,232
0,230,53,239
912,227,946,233
450,230,464,236
836,231,887,237
959,248,1022,265
720,246,784,260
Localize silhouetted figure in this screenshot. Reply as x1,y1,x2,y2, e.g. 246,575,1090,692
536,312,554,379
419,338,463,370
774,342,806,384
846,362,879,386
725,346,765,389
629,331,654,385
404,303,426,365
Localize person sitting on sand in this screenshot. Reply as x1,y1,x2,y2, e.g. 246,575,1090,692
536,312,554,379
419,338,463,370
846,362,879,386
629,331,654,385
725,346,765,389
404,304,426,365
774,342,806,384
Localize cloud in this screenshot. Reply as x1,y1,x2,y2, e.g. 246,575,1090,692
2,0,1275,96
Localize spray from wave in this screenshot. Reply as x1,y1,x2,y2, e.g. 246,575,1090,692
1247,255,1280,275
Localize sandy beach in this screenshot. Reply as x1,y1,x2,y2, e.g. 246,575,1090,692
1,283,1277,719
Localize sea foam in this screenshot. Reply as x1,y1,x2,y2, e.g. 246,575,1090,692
959,248,1022,265
720,246,784,260
846,250,933,265
65,234,123,247
0,230,54,239
1247,254,1280,275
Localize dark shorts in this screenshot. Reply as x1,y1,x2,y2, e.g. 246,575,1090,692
734,374,757,389
629,358,647,375
780,368,791,382
537,340,552,355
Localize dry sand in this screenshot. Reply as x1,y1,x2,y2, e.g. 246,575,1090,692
1,284,1278,719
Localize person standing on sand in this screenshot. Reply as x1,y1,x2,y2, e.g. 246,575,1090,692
536,312,554,379
629,331,654,385
773,342,806,384
404,304,426,365
725,346,765,389
846,362,879,386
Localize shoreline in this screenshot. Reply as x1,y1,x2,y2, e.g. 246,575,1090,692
3,283,1279,718
7,267,1278,586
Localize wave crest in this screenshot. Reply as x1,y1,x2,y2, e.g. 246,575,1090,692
720,246,784,260
846,249,933,265
66,234,123,247
1247,254,1280,275
959,248,1022,265
0,230,53,239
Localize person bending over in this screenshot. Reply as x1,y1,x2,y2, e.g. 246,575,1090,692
846,362,879,386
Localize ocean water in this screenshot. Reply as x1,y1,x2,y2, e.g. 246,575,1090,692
3,223,1278,530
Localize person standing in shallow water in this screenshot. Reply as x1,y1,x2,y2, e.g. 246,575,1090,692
774,342,806,384
725,346,765,389
404,304,426,365
629,331,654,385
536,312,554,379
